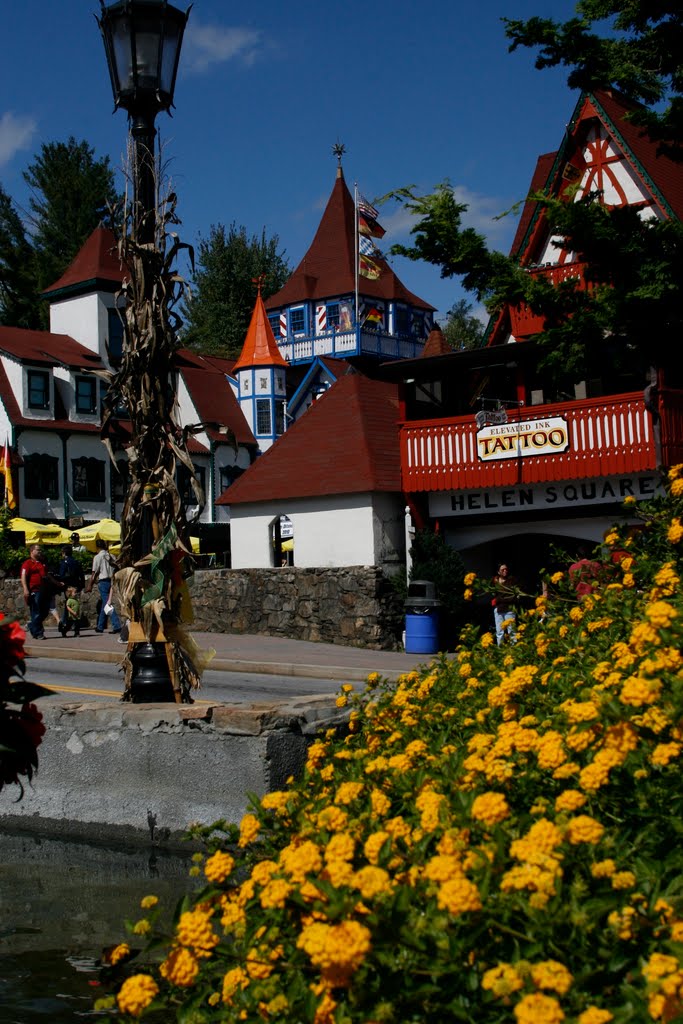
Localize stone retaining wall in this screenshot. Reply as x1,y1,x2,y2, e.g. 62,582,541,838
0,697,347,846
0,565,404,650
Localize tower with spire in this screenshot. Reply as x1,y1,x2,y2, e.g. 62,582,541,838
232,276,289,452
265,154,435,365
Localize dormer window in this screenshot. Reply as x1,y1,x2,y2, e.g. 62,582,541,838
27,370,50,410
75,376,97,414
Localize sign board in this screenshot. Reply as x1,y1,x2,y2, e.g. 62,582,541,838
429,474,663,518
477,416,569,462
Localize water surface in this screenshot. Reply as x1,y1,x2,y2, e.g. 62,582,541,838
0,832,196,1023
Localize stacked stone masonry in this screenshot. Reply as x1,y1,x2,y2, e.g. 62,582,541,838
0,566,404,650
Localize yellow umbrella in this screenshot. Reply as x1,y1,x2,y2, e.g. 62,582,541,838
10,518,70,545
73,519,121,553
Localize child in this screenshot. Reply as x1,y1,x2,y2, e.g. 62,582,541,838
61,586,81,637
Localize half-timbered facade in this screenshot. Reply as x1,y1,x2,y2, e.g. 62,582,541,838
381,89,683,584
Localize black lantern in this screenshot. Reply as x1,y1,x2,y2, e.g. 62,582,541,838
97,0,190,241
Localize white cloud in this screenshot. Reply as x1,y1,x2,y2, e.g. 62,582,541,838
183,22,264,73
380,183,514,247
0,111,37,168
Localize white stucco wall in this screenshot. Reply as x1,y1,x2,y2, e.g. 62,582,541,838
50,294,103,356
229,492,404,569
17,430,111,522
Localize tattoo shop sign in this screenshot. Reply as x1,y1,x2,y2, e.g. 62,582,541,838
477,416,569,461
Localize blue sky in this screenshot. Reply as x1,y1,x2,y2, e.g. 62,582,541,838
1,0,581,322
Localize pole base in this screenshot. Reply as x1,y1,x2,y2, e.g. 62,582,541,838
129,642,175,703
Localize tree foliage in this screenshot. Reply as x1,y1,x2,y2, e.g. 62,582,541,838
504,1,683,158
182,222,290,359
441,298,486,351
23,137,117,313
0,184,40,328
387,2,683,382
0,137,117,329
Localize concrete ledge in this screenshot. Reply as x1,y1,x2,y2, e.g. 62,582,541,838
0,698,348,846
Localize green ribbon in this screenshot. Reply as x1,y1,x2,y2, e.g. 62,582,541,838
141,523,178,608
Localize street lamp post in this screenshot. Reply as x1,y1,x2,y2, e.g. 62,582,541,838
97,0,189,244
98,0,200,704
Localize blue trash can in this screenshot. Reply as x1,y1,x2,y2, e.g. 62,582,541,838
404,580,441,655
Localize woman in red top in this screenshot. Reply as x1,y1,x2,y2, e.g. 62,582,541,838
20,544,48,639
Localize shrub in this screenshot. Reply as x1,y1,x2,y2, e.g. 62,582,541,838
99,470,683,1023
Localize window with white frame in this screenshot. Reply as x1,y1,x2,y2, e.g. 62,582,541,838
27,370,50,410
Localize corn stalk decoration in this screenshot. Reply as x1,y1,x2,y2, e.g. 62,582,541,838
100,189,213,702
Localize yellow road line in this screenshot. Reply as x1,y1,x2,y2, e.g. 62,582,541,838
53,684,212,704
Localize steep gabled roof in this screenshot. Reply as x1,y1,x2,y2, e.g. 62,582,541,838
175,348,256,447
233,290,289,372
512,89,683,264
218,373,401,505
0,326,105,369
43,227,126,298
265,167,435,312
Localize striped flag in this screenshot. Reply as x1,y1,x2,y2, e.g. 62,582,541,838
359,254,382,280
358,212,386,239
1,436,15,509
358,195,378,219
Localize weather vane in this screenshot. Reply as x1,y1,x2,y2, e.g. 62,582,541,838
332,141,346,166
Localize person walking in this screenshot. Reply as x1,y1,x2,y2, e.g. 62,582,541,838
86,538,121,634
492,562,517,646
20,544,48,639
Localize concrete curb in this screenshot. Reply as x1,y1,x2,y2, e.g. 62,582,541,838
24,642,407,683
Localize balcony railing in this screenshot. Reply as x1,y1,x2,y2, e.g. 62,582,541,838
509,262,588,337
400,390,683,493
277,326,425,364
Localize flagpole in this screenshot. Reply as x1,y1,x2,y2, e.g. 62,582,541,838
354,182,359,334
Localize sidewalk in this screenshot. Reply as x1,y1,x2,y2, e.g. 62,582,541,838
23,625,446,683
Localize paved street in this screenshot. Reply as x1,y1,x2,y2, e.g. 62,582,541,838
23,625,441,703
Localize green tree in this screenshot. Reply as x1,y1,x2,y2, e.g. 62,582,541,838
23,137,117,324
0,184,40,328
441,298,486,351
387,2,683,383
183,222,290,358
504,1,683,158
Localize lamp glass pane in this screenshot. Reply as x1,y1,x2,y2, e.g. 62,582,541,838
159,22,181,95
134,26,162,84
111,17,134,92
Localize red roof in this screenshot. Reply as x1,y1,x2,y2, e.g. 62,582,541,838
233,291,288,372
43,227,125,297
219,373,401,504
175,348,256,447
265,168,435,312
422,325,452,358
511,89,683,263
0,326,105,369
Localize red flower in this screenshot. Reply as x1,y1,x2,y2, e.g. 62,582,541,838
0,613,26,669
